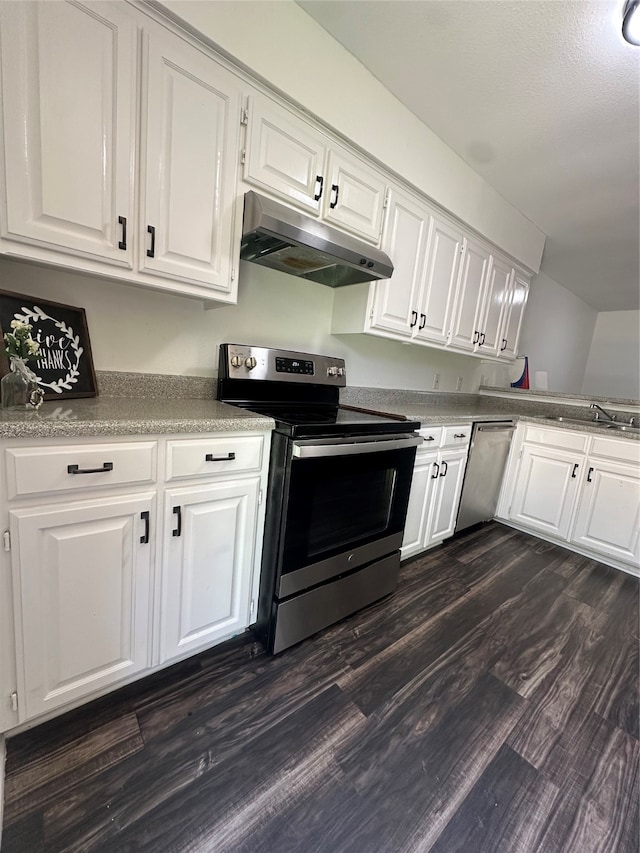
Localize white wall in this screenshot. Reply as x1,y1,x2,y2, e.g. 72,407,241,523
518,271,597,393
582,310,640,400
158,0,545,272
0,257,481,392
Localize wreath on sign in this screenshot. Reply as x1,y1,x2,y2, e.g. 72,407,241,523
12,305,83,394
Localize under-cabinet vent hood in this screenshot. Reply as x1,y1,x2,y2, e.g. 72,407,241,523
239,191,394,287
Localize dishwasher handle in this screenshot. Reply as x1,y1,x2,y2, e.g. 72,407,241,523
476,423,515,433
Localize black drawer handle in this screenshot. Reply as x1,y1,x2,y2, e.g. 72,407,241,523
140,510,150,545
431,462,440,479
172,506,182,537
118,216,127,250
205,452,236,462
571,463,579,479
418,313,426,330
453,433,466,438
314,175,324,201
423,436,435,442
330,183,339,209
147,225,155,258
410,310,418,328
67,462,114,475
587,467,594,483
439,460,448,477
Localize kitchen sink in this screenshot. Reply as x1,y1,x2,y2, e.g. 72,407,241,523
545,416,640,434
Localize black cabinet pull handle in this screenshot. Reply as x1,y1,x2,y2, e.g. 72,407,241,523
118,216,127,250
419,313,426,330
453,433,466,438
330,184,339,209
140,510,150,544
501,338,508,351
172,506,182,537
205,452,236,462
479,332,486,345
473,330,479,345
410,310,418,328
67,462,114,475
147,225,155,258
423,436,435,442
431,462,440,479
314,175,324,201
571,463,579,479
439,460,448,477
587,467,594,483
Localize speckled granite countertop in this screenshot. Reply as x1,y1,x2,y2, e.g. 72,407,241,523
0,397,274,439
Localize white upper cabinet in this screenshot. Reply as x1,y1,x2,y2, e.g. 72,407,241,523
0,1,137,266
447,236,491,351
370,189,431,337
0,2,243,302
139,24,242,292
499,273,530,359
414,214,464,346
478,254,512,357
243,95,387,243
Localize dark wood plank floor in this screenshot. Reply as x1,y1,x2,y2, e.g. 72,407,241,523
2,523,638,852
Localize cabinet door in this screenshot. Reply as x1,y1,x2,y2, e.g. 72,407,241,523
509,445,582,539
571,460,640,565
10,493,154,721
478,255,512,357
160,479,259,664
447,236,491,351
370,190,430,338
401,451,438,560
427,448,468,544
244,96,326,213
0,1,136,265
500,274,530,359
140,28,242,292
415,215,464,346
322,148,387,242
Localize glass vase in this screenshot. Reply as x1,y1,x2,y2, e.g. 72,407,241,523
1,357,30,409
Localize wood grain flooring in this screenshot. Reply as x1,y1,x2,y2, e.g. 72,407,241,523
2,522,638,852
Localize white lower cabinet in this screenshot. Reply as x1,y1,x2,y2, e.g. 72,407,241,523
499,424,640,573
402,425,471,560
10,493,155,721
1,430,269,731
159,478,260,664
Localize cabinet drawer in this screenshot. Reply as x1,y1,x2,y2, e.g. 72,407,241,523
522,425,589,453
588,435,640,465
166,435,264,481
5,442,157,499
441,425,472,448
417,426,443,453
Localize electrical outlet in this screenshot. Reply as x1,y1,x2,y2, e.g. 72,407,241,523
432,373,440,390
456,376,463,391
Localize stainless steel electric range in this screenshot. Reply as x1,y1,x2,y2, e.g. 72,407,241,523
218,343,422,654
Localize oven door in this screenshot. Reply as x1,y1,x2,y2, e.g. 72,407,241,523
276,433,421,598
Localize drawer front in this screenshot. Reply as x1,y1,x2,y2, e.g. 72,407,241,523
522,425,589,453
588,435,640,465
166,435,264,481
441,425,472,448
6,442,157,499
416,427,443,455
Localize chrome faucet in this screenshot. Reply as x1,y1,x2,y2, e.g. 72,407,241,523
590,403,616,422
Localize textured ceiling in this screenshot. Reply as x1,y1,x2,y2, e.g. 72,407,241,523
297,0,640,311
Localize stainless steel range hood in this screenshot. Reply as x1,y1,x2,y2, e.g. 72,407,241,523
239,191,394,287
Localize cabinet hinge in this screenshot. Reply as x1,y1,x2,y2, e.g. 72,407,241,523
250,598,255,618
3,530,10,552
240,148,246,165
231,267,236,282
518,449,523,459
10,691,18,712
258,489,263,506
383,188,390,210
240,107,249,126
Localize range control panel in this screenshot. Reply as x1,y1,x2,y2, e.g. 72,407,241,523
219,344,346,385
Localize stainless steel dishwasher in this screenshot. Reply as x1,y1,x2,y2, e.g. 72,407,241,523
454,421,515,533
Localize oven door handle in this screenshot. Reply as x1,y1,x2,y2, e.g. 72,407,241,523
292,434,423,459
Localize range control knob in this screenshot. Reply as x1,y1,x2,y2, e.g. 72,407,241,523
230,355,242,368
327,366,339,377
244,356,257,370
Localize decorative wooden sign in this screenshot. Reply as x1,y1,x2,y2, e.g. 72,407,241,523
0,290,97,399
